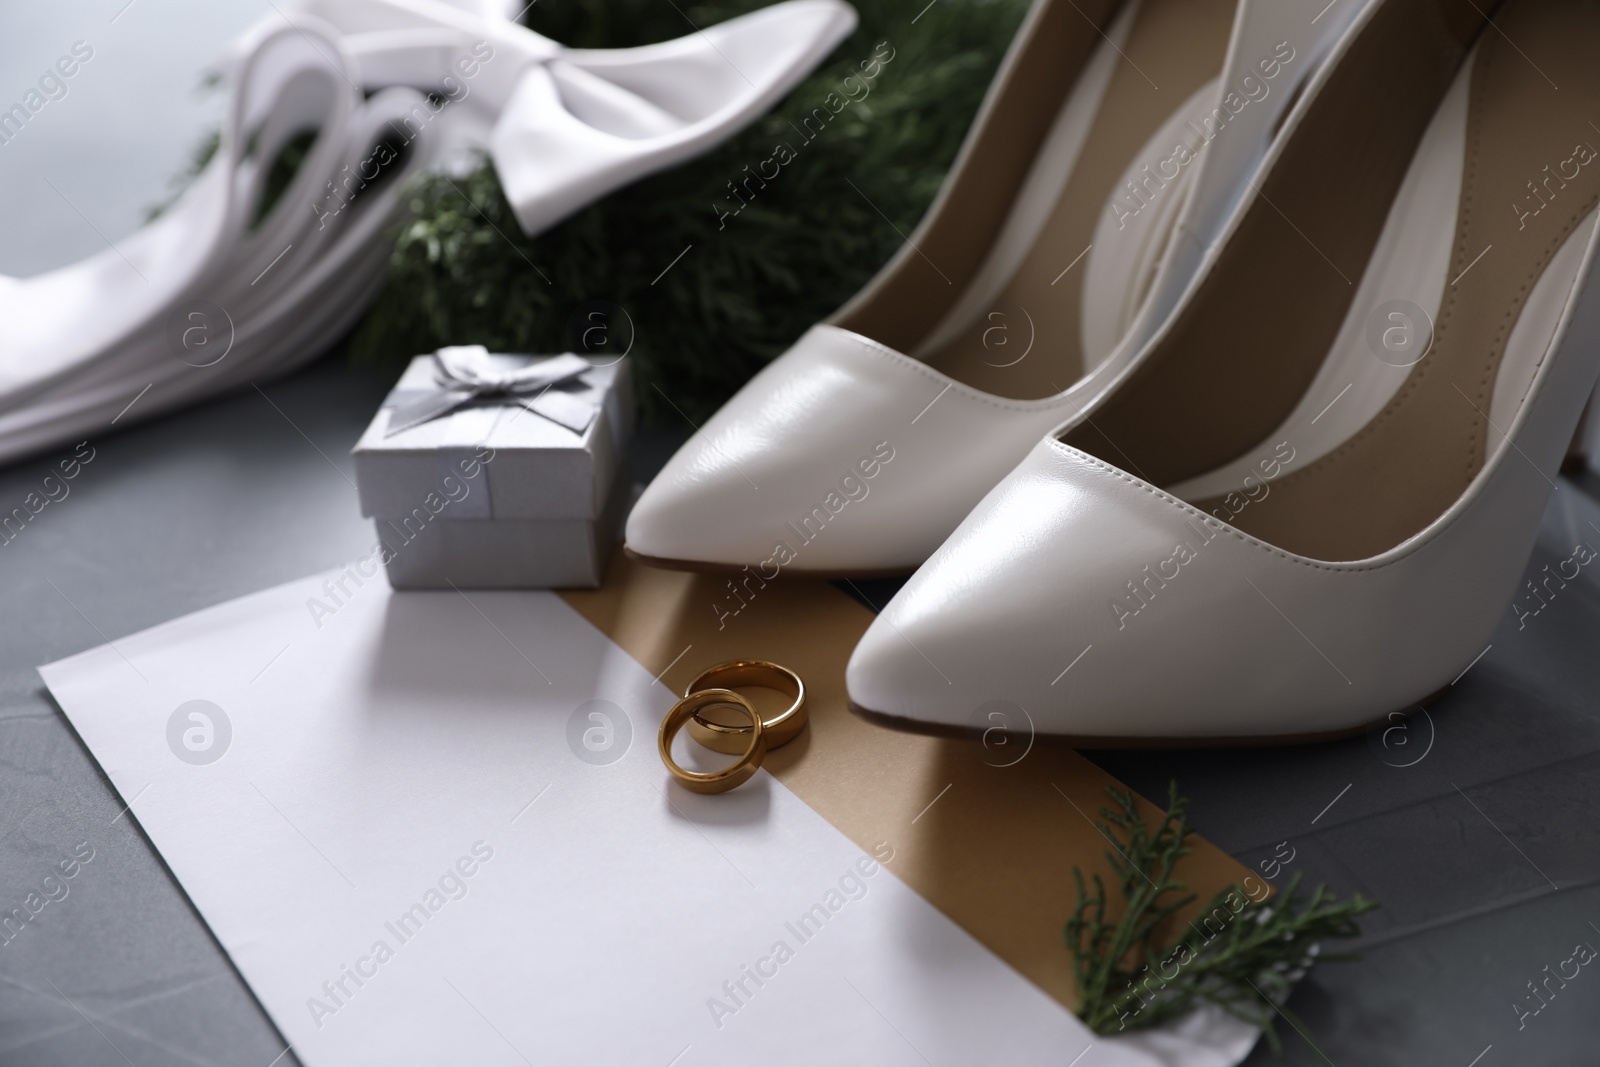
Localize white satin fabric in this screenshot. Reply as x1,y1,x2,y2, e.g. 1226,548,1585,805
295,0,857,233
0,0,854,461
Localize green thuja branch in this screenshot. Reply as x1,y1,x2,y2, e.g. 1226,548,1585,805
1066,784,1377,1050
152,0,1031,419
348,0,1033,422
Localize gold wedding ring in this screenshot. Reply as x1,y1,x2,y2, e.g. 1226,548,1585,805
658,688,765,794
685,660,807,754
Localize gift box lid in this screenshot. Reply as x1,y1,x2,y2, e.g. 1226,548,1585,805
352,352,634,521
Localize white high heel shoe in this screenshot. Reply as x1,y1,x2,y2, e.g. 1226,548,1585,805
0,0,854,462
625,0,1373,576
847,0,1600,742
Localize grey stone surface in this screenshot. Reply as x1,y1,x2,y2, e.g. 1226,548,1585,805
2,2,1597,1063
5,352,1598,1065
0,362,391,1067
847,486,1600,1065
1087,490,1600,1065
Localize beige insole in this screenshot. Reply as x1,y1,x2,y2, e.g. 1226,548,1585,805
1191,0,1600,560
1062,0,1600,561
923,0,1235,399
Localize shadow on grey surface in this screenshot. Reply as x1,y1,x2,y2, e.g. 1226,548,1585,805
1087,490,1600,1066
5,343,1600,1064
0,348,392,1066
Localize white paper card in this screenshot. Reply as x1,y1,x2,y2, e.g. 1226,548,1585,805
39,572,1256,1067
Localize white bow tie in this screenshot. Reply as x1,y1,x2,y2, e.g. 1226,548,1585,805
288,0,856,233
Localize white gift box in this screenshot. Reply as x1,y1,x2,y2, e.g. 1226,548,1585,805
351,352,634,588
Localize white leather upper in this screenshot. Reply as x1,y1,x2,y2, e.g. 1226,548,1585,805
847,259,1600,738
845,0,1600,738
845,168,1600,738
626,325,1080,572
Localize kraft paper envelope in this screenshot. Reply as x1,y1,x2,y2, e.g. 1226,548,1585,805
39,555,1259,1066
561,554,1257,1013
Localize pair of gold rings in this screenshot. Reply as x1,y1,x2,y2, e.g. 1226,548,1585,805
658,661,806,794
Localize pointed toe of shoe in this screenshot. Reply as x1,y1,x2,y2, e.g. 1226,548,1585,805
847,439,1498,743
623,450,767,569
622,399,916,574
843,449,1090,729
844,439,1250,739
626,325,1078,575
843,442,1214,738
844,609,971,732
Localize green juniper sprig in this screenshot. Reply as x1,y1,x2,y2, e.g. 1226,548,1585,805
152,0,1032,419
348,0,1033,422
1066,783,1377,1050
